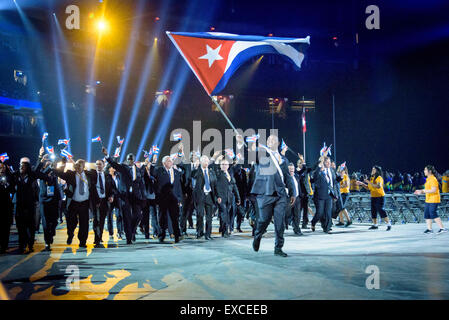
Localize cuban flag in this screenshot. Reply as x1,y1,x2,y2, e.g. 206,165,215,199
320,143,327,156
114,147,121,158
58,139,70,146
152,145,160,154
42,132,48,143
142,150,149,158
166,32,310,96
117,136,124,145
243,167,250,173
91,136,102,143
235,152,243,162
225,148,235,159
0,153,9,162
173,133,182,141
245,134,260,143
340,161,346,169
46,146,55,154
280,139,287,150
60,149,73,160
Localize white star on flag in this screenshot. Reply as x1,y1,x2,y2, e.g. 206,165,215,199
199,44,223,67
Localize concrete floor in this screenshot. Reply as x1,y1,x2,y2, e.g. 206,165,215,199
1,218,449,300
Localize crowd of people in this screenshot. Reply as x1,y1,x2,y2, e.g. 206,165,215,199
0,134,447,257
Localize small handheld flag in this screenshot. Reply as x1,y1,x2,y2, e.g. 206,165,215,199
224,148,235,159
236,152,243,162
60,149,73,160
320,143,327,156
245,134,260,143
143,150,149,158
46,146,55,154
91,136,102,143
0,153,9,162
280,139,287,150
340,161,346,170
152,145,160,154
117,136,124,145
42,132,48,143
173,133,182,141
113,147,121,158
326,144,332,156
243,167,250,173
58,139,70,146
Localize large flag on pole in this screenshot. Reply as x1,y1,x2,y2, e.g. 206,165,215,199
166,32,310,96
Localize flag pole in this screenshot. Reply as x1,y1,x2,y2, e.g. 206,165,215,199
210,95,247,147
302,96,306,162
332,93,336,163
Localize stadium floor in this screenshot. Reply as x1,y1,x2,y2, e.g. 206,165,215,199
1,218,449,300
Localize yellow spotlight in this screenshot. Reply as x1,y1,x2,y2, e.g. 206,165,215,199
96,19,108,33
154,37,158,42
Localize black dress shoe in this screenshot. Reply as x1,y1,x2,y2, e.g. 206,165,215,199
336,222,344,226
79,243,87,248
311,225,315,232
302,224,308,229
252,237,261,252
223,233,230,238
127,239,133,245
174,237,180,243
294,232,304,236
345,221,352,227
158,237,165,243
274,249,288,257
145,234,150,239
237,228,243,233
67,236,73,245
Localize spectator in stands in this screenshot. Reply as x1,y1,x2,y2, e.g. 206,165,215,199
418,172,426,189
412,173,421,192
385,172,393,192
403,174,413,192
441,170,449,193
356,165,392,231
414,165,447,234
392,171,403,192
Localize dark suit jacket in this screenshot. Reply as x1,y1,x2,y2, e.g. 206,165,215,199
288,173,302,198
311,167,342,200
214,168,241,204
179,162,195,195
191,165,217,205
250,148,294,198
153,166,183,203
105,157,146,200
88,170,114,205
232,164,247,202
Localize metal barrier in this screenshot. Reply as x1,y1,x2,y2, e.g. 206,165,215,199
343,192,449,224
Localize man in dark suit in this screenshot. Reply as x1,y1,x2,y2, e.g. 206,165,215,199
212,156,241,238
106,165,124,239
286,163,303,235
102,147,147,245
35,154,62,251
247,162,259,236
191,155,217,240
296,155,313,229
142,159,160,239
179,150,198,235
0,161,15,254
53,157,92,248
231,161,247,233
153,155,183,243
251,135,295,257
90,159,115,246
310,156,341,233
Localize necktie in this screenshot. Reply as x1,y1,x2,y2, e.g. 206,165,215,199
326,169,333,187
226,171,231,182
99,172,104,194
132,165,136,181
79,173,85,195
170,168,174,184
204,169,211,191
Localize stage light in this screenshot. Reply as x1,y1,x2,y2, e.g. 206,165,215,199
96,19,108,33
154,37,158,42
96,80,101,85
155,16,160,21
268,33,273,37
332,36,338,40
210,26,215,31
